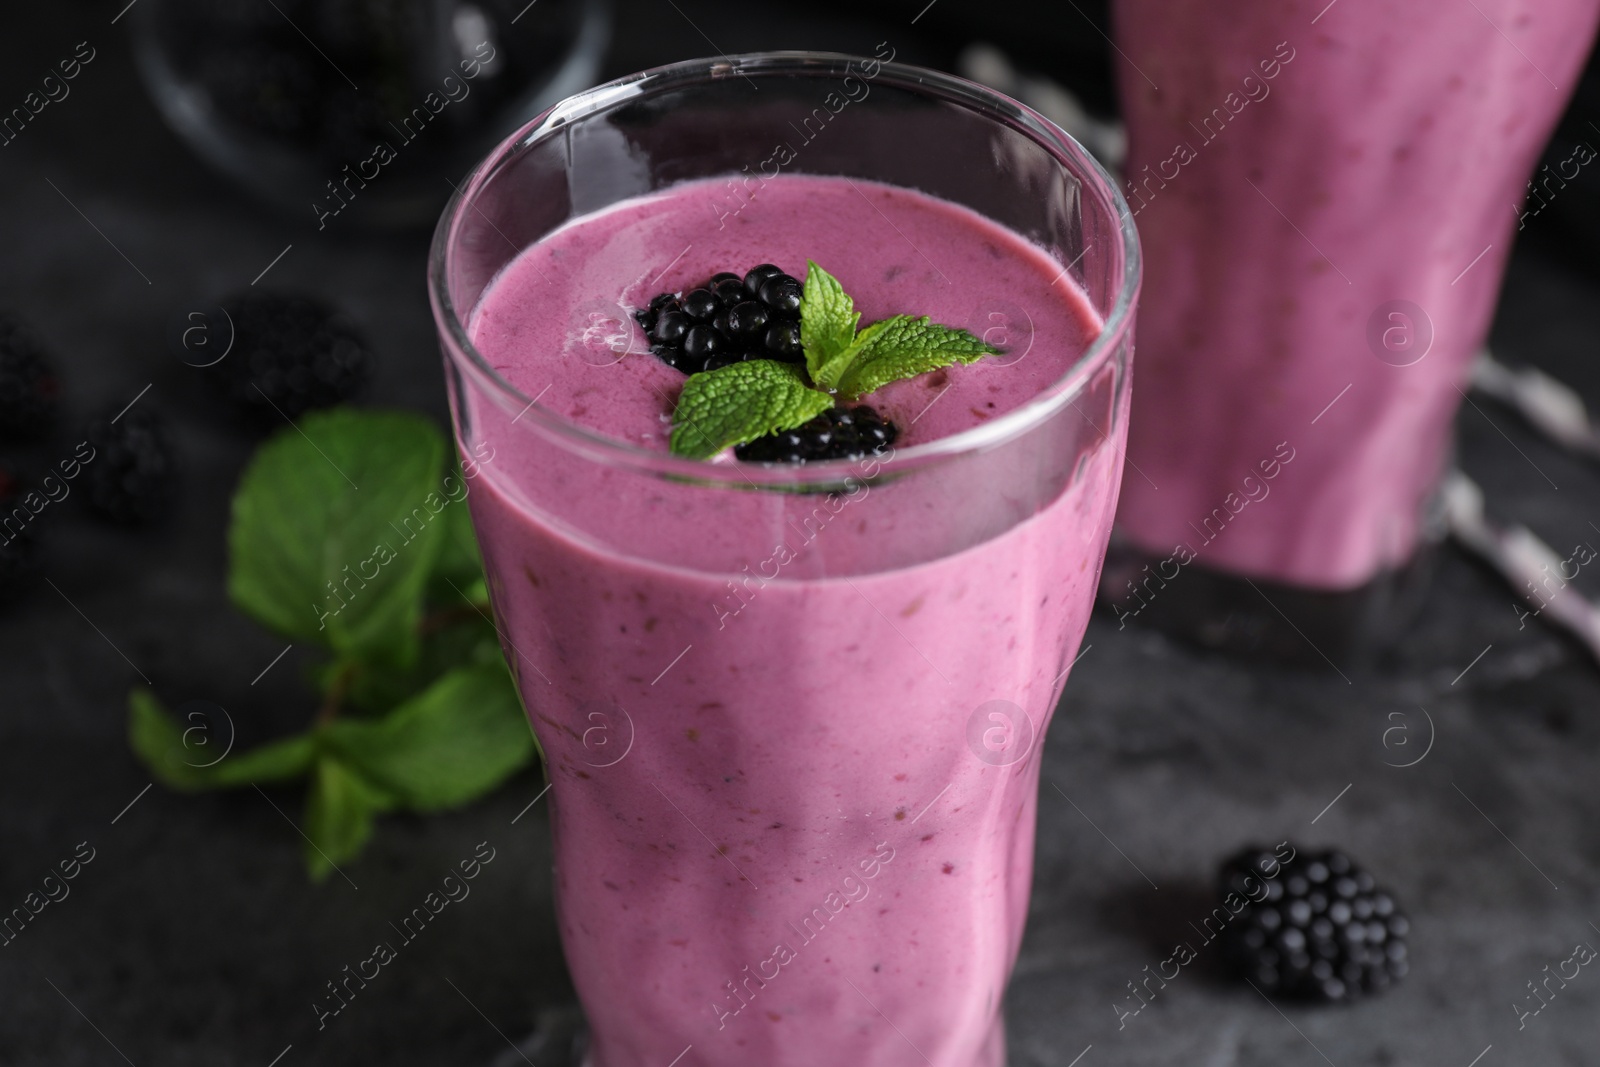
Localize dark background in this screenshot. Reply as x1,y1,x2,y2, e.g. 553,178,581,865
3,1,1600,1064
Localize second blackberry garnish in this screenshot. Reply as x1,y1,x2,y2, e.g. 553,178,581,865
735,406,897,463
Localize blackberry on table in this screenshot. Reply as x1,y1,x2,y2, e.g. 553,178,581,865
216,291,371,421
735,405,897,465
0,465,39,593
1218,844,1409,1003
635,265,808,375
83,407,177,526
0,314,60,440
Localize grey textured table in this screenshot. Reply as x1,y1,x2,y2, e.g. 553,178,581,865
3,2,1599,1065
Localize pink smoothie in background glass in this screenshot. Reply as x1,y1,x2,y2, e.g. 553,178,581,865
1110,0,1600,591
461,174,1122,1067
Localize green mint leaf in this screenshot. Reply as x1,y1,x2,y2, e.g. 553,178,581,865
833,315,999,400
303,755,396,882
320,663,534,811
670,360,834,459
128,689,316,791
228,408,448,665
801,260,860,389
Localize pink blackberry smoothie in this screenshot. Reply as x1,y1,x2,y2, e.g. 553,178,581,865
1111,0,1600,590
459,175,1124,1066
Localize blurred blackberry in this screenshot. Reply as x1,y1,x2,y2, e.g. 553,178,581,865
1219,844,1409,1003
735,405,897,464
0,465,39,594
0,314,61,440
217,291,372,421
636,264,805,375
83,406,177,525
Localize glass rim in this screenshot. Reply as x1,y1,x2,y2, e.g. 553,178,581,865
428,50,1141,485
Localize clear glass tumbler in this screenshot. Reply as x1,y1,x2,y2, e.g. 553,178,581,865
430,52,1139,1067
1105,0,1600,662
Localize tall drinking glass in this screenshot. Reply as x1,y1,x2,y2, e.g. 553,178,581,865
1105,0,1600,660
429,52,1138,1067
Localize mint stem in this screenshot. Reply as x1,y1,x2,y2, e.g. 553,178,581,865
317,662,356,727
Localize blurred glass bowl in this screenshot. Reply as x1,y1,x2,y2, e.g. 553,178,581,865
130,0,610,230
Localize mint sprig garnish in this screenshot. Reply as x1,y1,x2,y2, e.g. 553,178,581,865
831,314,997,398
800,260,860,386
670,360,834,460
127,407,537,882
668,261,999,459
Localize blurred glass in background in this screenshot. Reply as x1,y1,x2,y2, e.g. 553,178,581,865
129,0,610,229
